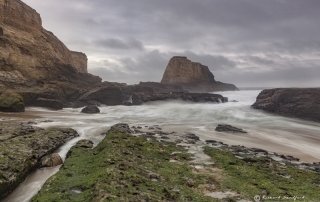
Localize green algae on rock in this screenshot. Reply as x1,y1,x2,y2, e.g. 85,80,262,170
0,90,25,112
204,147,320,201
31,124,215,202
0,123,79,199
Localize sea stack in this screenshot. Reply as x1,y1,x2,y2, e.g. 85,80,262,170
161,56,238,92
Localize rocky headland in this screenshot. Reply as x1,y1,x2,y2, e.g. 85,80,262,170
161,56,239,92
252,88,320,122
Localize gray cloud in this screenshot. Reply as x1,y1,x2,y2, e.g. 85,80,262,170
94,38,144,51
23,0,320,87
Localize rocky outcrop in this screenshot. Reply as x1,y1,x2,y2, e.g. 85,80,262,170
0,90,24,112
252,88,320,122
32,98,63,110
132,92,228,105
215,124,247,133
81,105,100,114
0,123,79,199
79,86,126,106
0,0,101,107
161,56,238,92
0,0,87,77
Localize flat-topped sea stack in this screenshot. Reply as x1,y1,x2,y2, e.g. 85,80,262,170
161,56,238,92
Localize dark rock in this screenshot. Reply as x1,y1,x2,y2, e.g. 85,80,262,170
76,139,94,148
0,90,25,112
252,88,320,122
132,91,228,105
215,124,248,133
33,98,63,110
41,153,63,167
0,26,3,36
250,148,267,153
123,101,132,106
184,133,200,141
79,86,126,106
206,140,218,143
81,105,100,114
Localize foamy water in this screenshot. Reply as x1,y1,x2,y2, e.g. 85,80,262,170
3,90,320,201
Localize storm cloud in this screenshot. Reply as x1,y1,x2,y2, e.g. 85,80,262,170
23,0,320,87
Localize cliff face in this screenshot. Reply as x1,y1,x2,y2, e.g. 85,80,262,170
71,51,88,73
161,56,238,92
0,0,100,105
0,0,89,84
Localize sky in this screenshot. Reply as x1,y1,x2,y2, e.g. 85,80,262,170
23,0,320,87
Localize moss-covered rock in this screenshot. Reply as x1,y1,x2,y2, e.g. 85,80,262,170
0,123,79,199
0,90,25,112
31,124,215,202
204,147,320,201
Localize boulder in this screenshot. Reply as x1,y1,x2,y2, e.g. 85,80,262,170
160,56,238,92
76,139,94,148
215,124,247,133
81,105,100,114
79,86,126,106
41,153,63,167
33,98,63,110
0,90,25,112
252,88,320,122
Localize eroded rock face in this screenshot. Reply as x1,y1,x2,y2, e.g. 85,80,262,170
79,86,126,106
0,0,101,106
33,98,63,110
161,56,238,92
252,88,320,122
0,0,87,78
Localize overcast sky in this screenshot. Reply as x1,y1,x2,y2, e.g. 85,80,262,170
23,0,320,87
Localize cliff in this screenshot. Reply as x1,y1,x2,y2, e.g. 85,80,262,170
0,0,100,105
252,88,320,122
0,0,87,79
161,56,238,92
